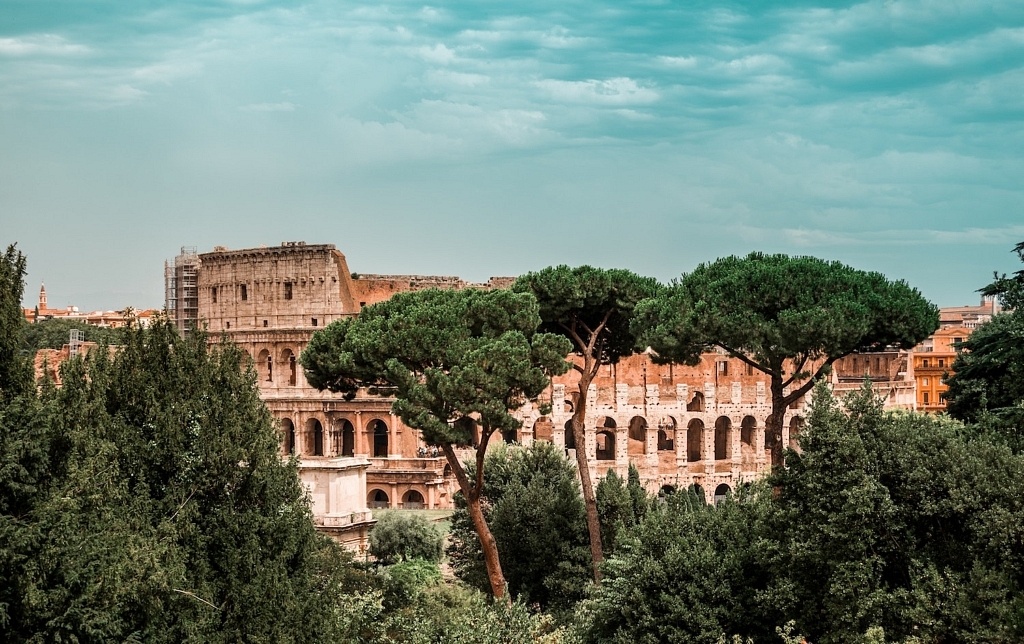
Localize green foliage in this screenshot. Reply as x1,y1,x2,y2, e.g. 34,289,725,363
370,512,444,564
1,319,355,642
982,240,1024,310
19,317,126,353
595,465,650,555
0,244,31,401
512,265,662,365
637,253,938,370
946,312,1024,423
577,486,772,643
448,443,591,612
378,558,443,609
301,287,571,446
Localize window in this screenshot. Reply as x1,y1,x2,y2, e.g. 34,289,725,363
938,359,945,368
745,363,754,376
923,392,930,404
211,286,217,303
922,377,929,385
717,361,728,376
311,318,318,327
284,282,293,300
922,359,930,368
226,321,231,329
240,284,248,301
263,320,268,328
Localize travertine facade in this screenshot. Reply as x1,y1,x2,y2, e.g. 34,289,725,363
192,241,818,507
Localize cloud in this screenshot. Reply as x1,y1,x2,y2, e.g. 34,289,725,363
0,34,90,56
535,77,659,105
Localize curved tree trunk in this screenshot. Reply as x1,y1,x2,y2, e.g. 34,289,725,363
573,371,604,581
441,443,508,602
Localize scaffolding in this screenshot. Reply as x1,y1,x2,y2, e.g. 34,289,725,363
164,246,200,332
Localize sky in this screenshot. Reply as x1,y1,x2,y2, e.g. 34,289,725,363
3,0,1024,312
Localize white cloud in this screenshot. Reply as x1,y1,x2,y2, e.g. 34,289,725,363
417,43,456,64
535,77,659,105
0,34,90,57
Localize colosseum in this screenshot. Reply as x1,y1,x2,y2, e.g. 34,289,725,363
178,241,916,516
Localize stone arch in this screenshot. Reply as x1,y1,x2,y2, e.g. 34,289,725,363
596,430,615,461
307,418,324,456
687,390,705,412
338,419,355,457
628,415,648,442
714,416,732,460
370,418,389,457
687,418,704,462
281,417,295,455
443,463,453,478
563,419,576,450
659,484,677,498
789,416,805,451
657,416,677,451
714,483,732,504
402,489,425,509
281,347,298,386
598,416,617,430
533,416,553,442
740,415,757,463
257,348,272,382
367,489,390,509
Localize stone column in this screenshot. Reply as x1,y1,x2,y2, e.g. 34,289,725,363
616,426,628,467
354,411,366,456
675,426,686,466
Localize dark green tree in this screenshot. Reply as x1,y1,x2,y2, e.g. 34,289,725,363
0,244,31,401
301,288,571,600
370,511,444,564
595,465,649,556
512,266,661,580
981,240,1024,310
636,252,938,467
447,442,590,614
7,320,354,642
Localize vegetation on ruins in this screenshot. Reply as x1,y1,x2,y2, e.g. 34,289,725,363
512,265,661,580
300,287,571,600
1,250,355,640
19,317,125,354
579,383,1024,643
447,442,590,615
369,511,444,565
635,252,939,467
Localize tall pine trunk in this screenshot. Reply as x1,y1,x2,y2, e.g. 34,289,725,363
573,370,604,581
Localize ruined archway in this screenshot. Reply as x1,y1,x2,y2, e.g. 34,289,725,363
740,416,757,463
628,416,647,442
281,417,295,455
714,483,731,504
370,419,389,457
714,416,731,460
687,418,704,462
596,430,616,461
657,416,677,451
402,489,425,509
563,419,576,450
368,489,390,509
339,419,354,457
307,418,324,456
687,390,705,412
533,416,553,442
257,348,272,382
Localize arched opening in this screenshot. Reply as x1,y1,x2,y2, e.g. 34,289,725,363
257,349,272,382
340,419,354,457
281,417,295,455
533,417,553,442
368,489,390,509
714,416,731,460
628,416,647,442
714,483,731,504
281,348,297,386
659,484,677,498
502,426,518,444
789,416,805,451
443,463,453,479
657,416,676,451
687,390,705,412
687,418,704,462
563,398,575,414
371,419,389,457
596,430,616,461
402,489,425,509
740,416,757,463
563,420,576,450
307,418,324,457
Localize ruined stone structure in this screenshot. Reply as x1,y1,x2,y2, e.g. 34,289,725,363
188,241,821,507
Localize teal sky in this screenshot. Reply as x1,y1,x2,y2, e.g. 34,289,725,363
3,0,1024,311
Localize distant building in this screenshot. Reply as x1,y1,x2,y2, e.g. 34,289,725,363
23,282,156,329
939,296,1001,329
164,247,200,332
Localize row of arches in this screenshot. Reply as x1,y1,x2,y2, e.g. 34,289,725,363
535,414,804,462
367,488,426,510
657,482,734,505
256,347,300,386
280,416,392,457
